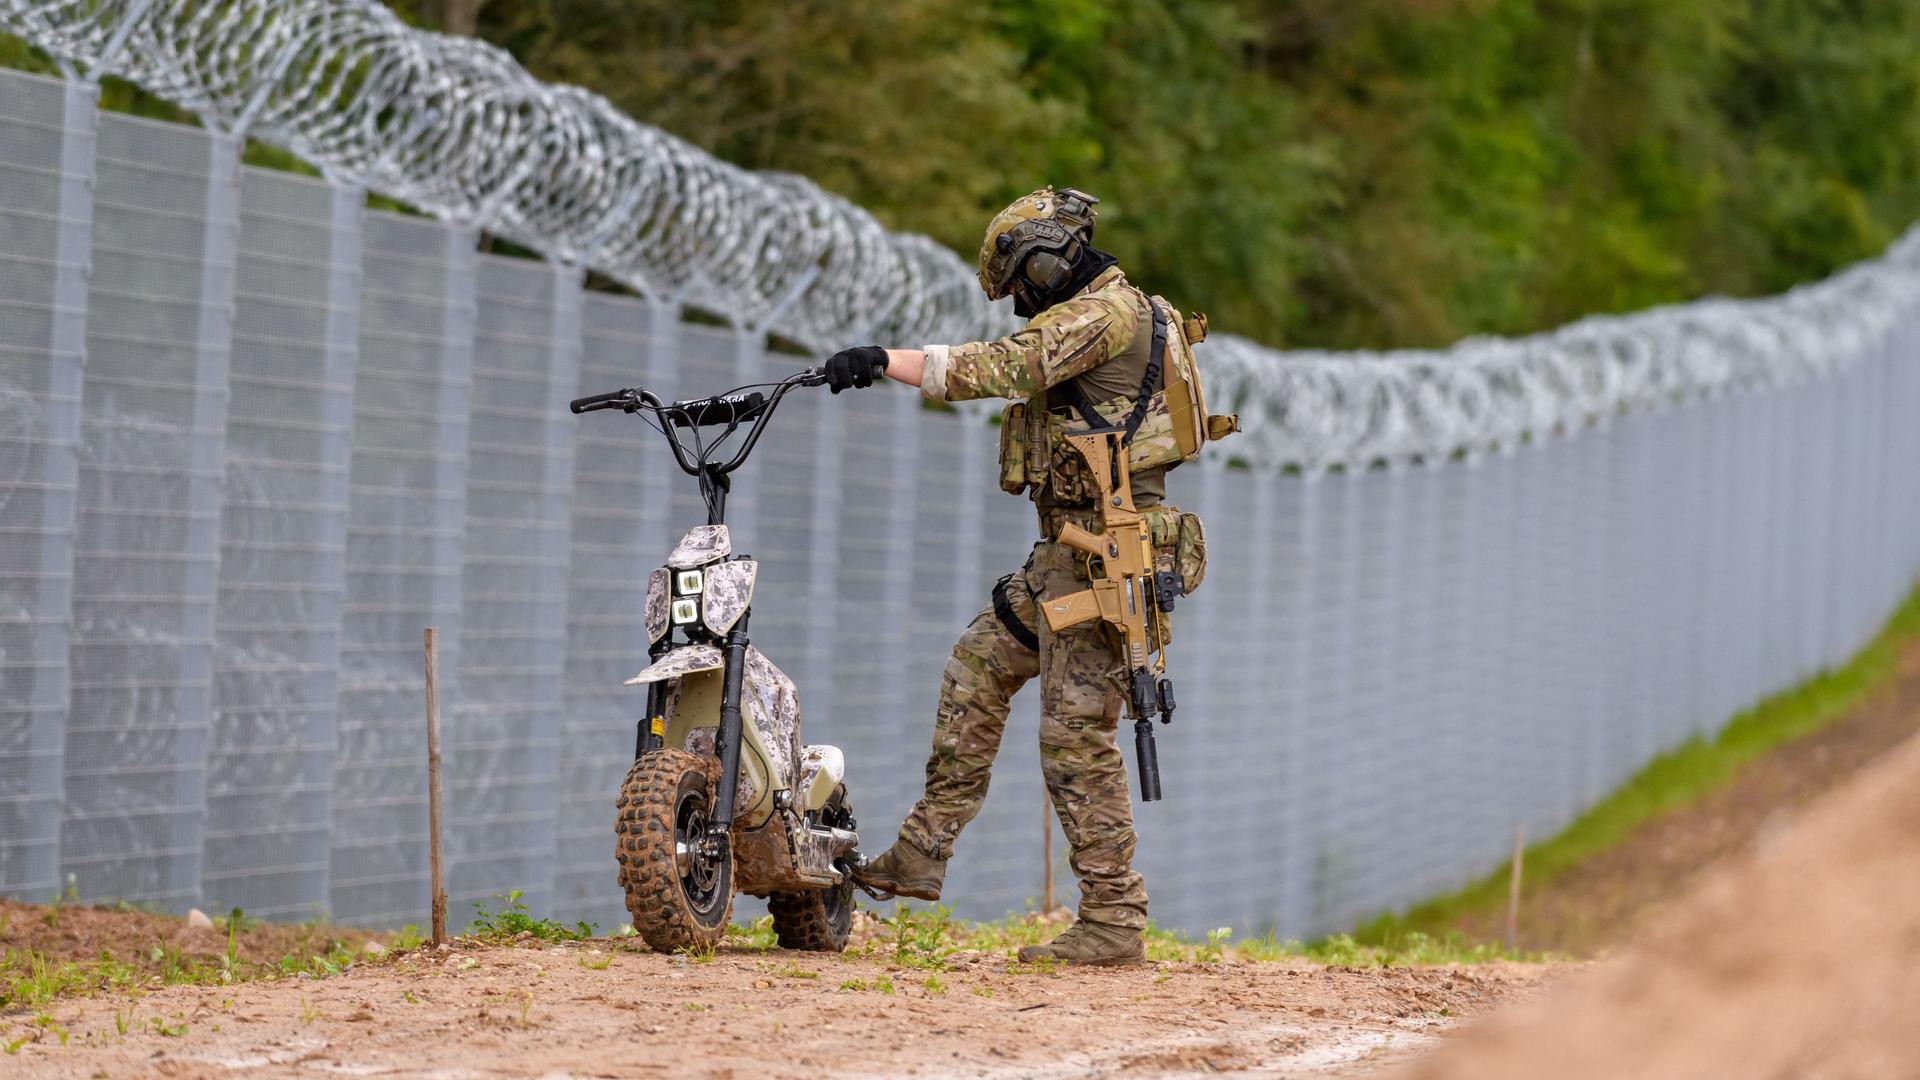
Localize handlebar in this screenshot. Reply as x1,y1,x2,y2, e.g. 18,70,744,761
569,368,828,479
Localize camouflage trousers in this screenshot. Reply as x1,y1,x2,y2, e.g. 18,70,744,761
897,539,1154,931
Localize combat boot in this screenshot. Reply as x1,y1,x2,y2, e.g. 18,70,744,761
1015,920,1145,966
851,839,946,901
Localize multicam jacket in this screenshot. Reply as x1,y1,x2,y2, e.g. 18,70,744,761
919,267,1168,519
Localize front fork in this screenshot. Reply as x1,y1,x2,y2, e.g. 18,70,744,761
636,618,751,861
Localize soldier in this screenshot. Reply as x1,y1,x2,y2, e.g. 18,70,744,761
819,188,1211,966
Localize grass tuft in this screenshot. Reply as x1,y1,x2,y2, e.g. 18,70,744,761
467,891,593,944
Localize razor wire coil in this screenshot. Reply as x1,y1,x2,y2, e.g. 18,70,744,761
5,0,1916,472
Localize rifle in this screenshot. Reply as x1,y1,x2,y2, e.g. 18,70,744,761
1038,429,1180,801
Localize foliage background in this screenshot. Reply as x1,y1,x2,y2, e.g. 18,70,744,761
12,1,1920,350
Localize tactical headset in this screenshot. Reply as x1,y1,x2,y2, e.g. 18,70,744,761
982,188,1100,306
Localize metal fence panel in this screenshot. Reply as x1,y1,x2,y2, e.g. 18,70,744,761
202,169,360,919
330,213,475,928
0,71,93,900
445,257,580,917
60,112,236,908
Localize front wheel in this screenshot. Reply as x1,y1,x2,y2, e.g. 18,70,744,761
616,749,734,952
767,786,856,951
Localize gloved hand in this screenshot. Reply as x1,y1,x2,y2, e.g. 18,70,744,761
822,346,888,394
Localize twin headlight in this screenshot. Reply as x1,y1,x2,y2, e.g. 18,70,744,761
648,559,757,639
671,569,704,625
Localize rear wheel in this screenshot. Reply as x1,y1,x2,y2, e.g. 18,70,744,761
616,749,733,952
767,786,856,952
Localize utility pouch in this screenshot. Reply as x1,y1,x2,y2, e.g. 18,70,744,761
1044,413,1102,505
1176,511,1208,593
998,401,1029,494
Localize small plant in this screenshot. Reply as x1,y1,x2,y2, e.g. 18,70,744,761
725,917,777,951
148,1017,187,1038
889,904,957,971
577,952,613,971
403,990,419,1004
299,996,318,1026
773,962,817,980
2,1035,26,1055
1195,926,1232,964
837,978,868,992
678,942,718,965
1008,955,1060,976
390,925,424,952
113,1004,135,1036
468,891,591,944
213,908,256,934
920,975,946,995
517,992,533,1026
682,1002,707,1012
970,984,994,998
31,1014,68,1047
221,922,243,984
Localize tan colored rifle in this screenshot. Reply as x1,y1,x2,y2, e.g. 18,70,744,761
1038,429,1178,801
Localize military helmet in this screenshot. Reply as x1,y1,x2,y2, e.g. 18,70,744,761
977,187,1100,301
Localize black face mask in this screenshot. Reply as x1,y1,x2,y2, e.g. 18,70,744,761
1012,244,1119,318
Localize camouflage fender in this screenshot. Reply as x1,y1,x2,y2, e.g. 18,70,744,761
623,645,724,685
700,559,757,635
668,524,732,568
743,647,802,793
644,567,670,644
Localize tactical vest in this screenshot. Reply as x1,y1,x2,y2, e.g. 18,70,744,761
997,294,1238,504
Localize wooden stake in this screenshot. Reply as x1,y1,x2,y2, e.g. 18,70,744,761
1042,788,1055,912
1505,825,1525,953
425,627,447,946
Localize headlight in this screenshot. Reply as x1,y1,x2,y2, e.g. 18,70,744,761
671,598,699,625
675,569,704,595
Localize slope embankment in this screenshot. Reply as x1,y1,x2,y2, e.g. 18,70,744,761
1396,724,1920,1079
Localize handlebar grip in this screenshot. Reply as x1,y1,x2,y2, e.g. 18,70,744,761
570,389,632,414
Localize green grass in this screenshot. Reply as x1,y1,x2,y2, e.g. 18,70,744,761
467,891,594,944
1355,580,1920,947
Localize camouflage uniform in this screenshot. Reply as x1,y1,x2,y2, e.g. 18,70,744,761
895,266,1196,931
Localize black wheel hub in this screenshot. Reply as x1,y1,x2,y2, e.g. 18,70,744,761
674,789,727,915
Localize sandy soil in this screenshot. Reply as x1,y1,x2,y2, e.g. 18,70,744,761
0,932,1562,1079
1395,725,1920,1080
1449,637,1920,956
0,898,371,986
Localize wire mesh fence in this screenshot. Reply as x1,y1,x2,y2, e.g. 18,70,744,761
0,63,1917,939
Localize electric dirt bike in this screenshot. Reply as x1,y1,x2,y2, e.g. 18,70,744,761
571,368,861,952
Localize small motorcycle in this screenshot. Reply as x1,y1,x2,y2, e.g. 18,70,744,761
571,368,861,952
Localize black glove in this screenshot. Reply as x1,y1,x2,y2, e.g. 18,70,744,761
823,345,888,394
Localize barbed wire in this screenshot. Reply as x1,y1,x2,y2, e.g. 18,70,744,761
5,0,1914,472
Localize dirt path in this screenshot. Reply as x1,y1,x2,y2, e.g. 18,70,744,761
1,937,1562,1079
1449,634,1920,956
1393,719,1920,1080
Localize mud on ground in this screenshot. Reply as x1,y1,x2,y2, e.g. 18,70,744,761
1,922,1562,1079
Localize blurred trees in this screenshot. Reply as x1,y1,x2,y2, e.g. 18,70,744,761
416,1,1920,348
